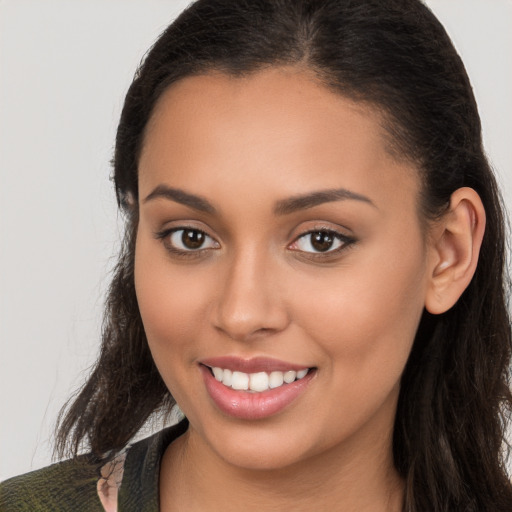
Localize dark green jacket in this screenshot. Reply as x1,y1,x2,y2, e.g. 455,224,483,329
0,421,188,512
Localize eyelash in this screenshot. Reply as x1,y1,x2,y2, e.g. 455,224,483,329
154,226,356,260
289,228,356,259
154,227,219,259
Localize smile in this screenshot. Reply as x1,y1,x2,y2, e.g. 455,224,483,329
208,366,310,392
199,358,316,420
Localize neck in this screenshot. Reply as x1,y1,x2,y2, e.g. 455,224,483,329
160,419,403,512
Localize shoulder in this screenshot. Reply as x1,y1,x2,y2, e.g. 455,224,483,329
116,419,189,510
0,456,102,512
0,420,189,512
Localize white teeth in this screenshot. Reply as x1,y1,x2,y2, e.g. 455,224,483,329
296,369,308,379
209,366,310,392
269,371,284,389
223,369,233,387
231,371,249,390
212,367,223,381
249,372,269,392
283,370,297,384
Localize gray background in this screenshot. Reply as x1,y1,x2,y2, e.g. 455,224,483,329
1,0,511,481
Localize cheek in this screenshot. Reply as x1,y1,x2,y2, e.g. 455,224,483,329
134,235,208,363
290,237,427,385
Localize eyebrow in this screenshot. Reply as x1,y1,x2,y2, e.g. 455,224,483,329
143,184,375,216
143,185,216,214
274,188,376,215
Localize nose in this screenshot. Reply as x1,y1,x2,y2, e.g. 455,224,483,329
212,248,289,342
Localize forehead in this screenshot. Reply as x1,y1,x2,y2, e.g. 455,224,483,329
143,67,387,161
138,67,419,213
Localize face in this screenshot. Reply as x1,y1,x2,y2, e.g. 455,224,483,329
135,68,432,472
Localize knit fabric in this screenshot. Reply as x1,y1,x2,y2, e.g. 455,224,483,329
0,420,189,512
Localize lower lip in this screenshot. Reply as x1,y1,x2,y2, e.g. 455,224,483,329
200,365,315,420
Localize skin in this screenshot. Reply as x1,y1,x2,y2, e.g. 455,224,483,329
134,67,482,511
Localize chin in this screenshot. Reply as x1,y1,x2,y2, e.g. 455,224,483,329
187,411,332,472
213,434,315,472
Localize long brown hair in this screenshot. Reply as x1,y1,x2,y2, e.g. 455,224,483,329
56,1,512,509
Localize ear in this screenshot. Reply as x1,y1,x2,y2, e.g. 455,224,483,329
425,187,486,315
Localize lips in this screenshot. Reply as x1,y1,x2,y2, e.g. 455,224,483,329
199,356,315,420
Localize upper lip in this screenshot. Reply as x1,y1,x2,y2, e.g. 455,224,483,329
200,356,311,373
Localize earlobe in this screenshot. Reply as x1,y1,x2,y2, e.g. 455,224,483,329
425,187,486,315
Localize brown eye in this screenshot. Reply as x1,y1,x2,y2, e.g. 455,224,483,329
310,231,335,252
166,228,219,252
291,229,352,255
182,229,205,249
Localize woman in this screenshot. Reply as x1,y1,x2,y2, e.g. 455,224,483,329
2,0,511,510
